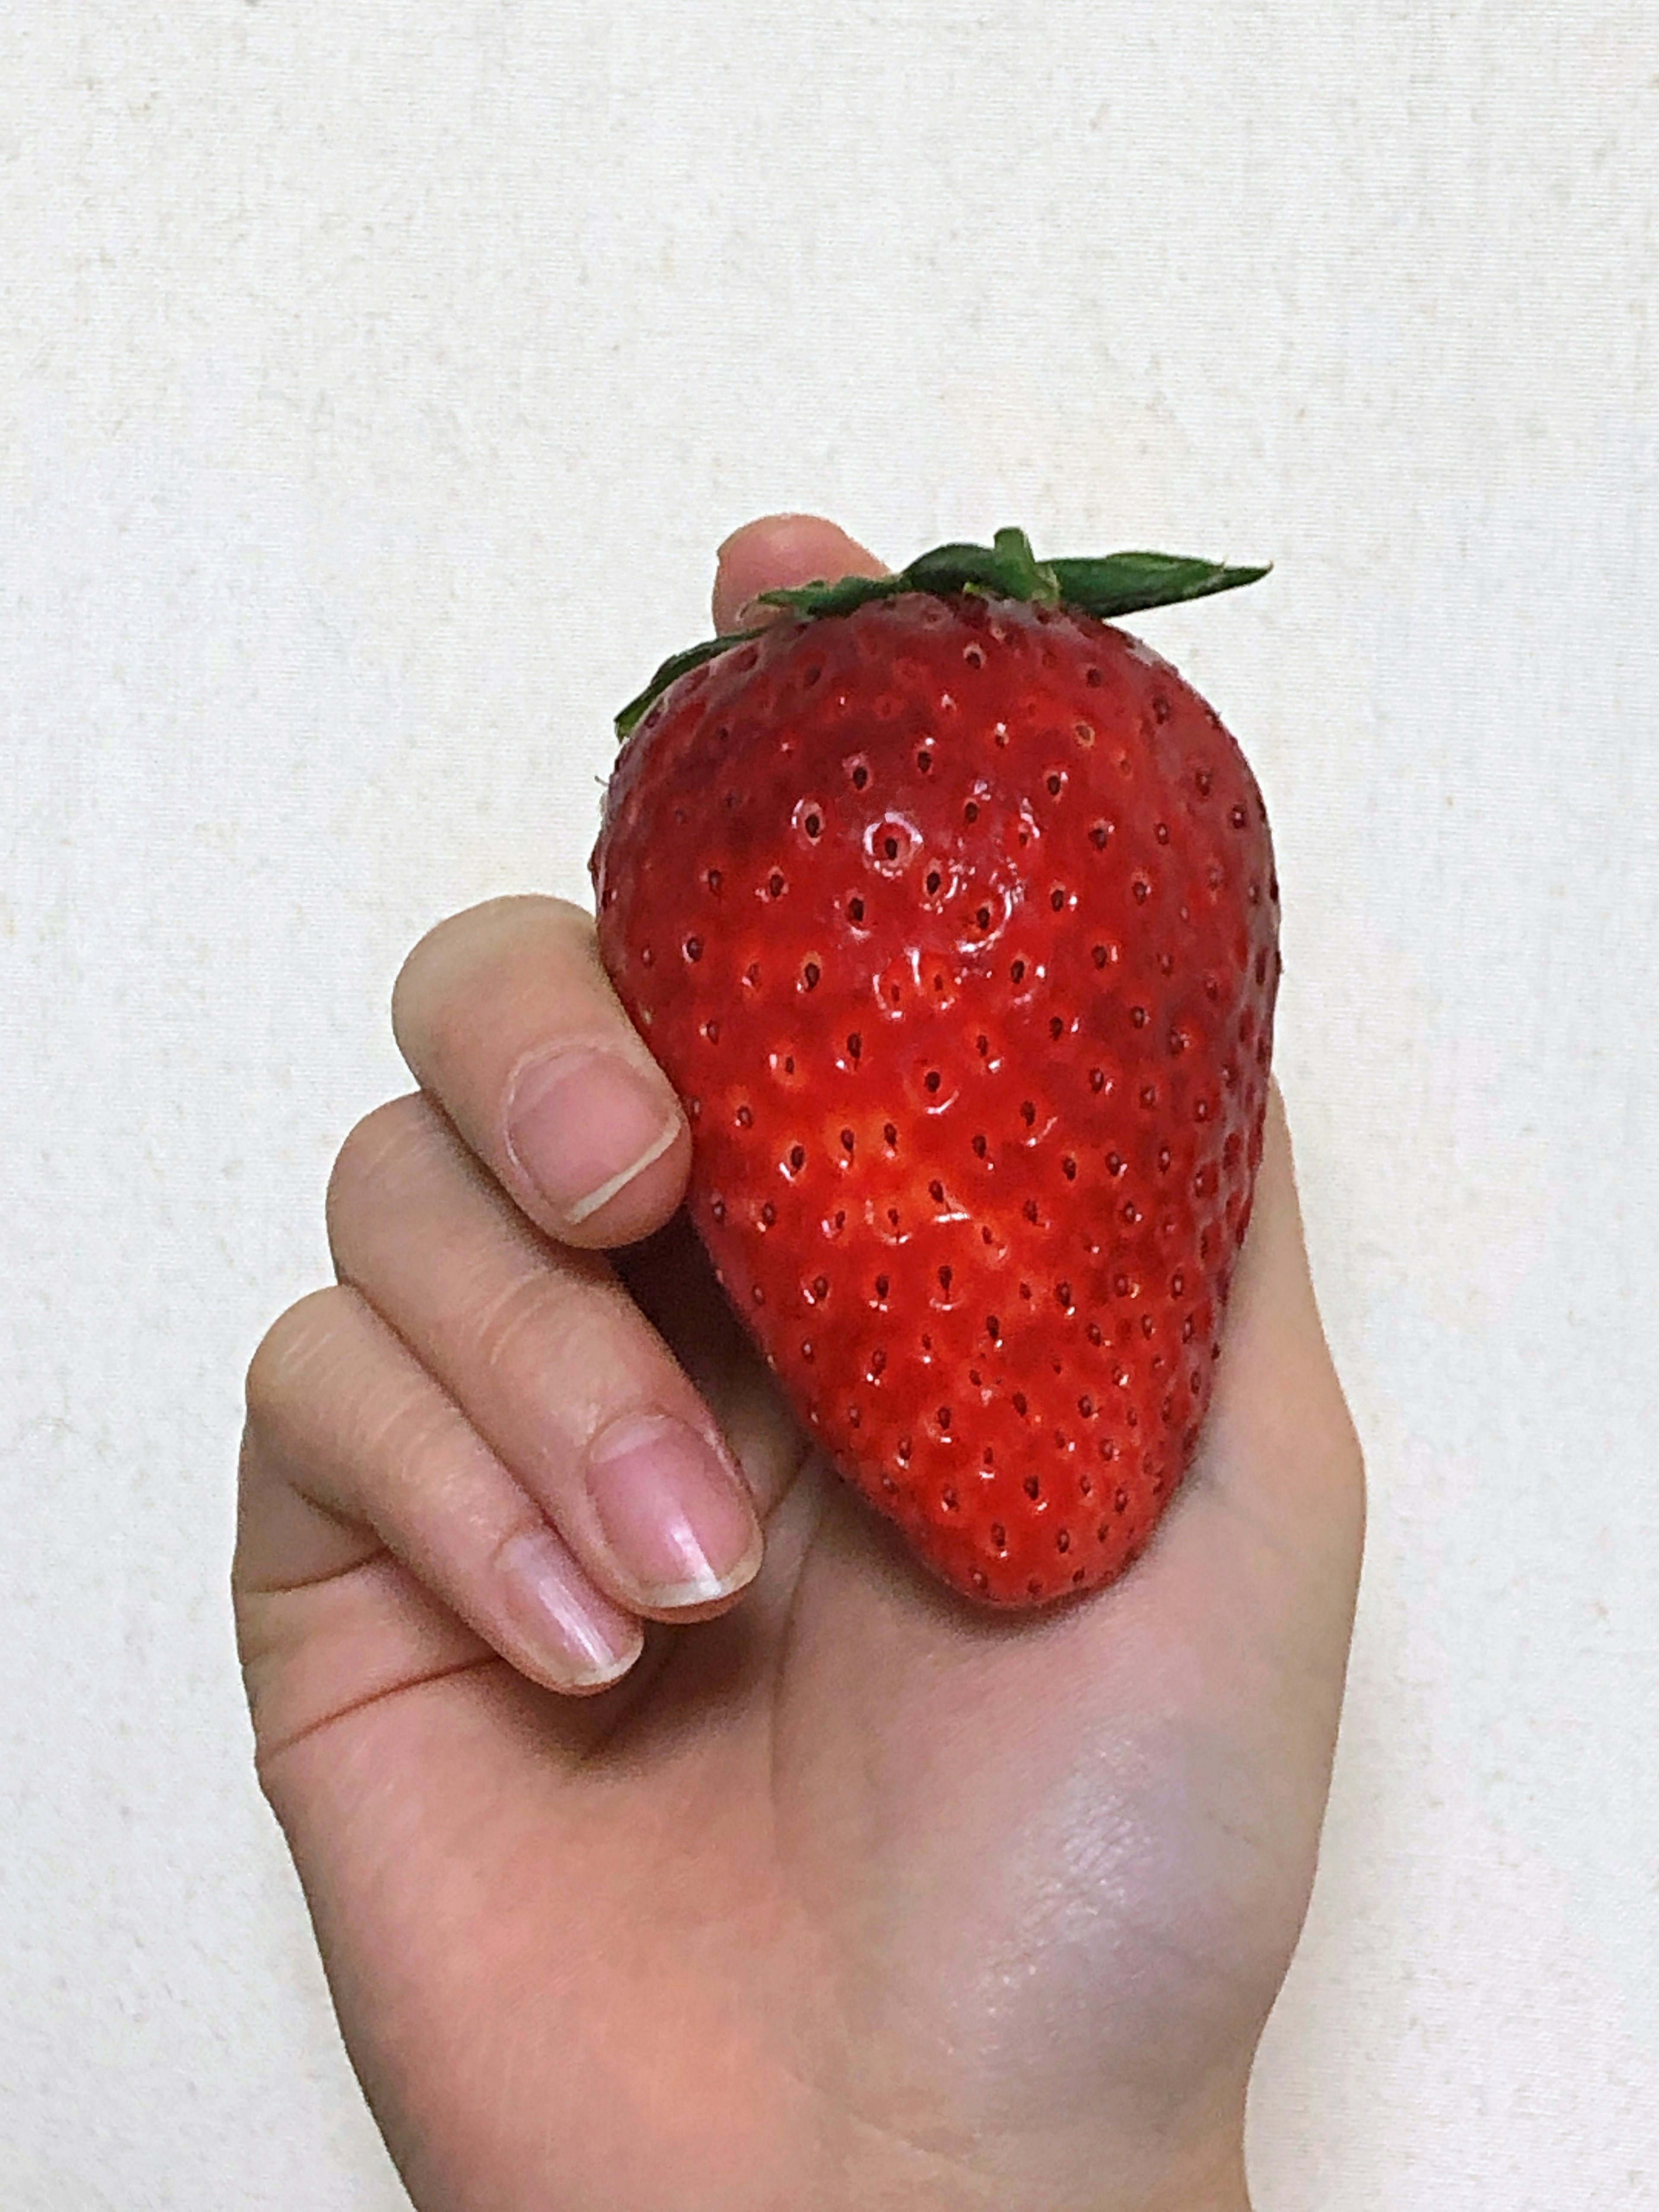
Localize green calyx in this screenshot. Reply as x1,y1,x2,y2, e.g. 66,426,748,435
614,526,1268,738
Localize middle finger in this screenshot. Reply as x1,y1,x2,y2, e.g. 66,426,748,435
326,1093,763,1621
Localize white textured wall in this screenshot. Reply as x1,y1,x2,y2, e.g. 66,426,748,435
3,5,1655,2206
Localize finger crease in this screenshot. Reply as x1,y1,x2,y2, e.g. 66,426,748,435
237,1540,389,1601
254,1650,508,1767
469,1265,569,1377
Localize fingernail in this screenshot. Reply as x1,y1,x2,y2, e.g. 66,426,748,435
506,1047,680,1227
496,1527,643,1688
585,1414,762,1608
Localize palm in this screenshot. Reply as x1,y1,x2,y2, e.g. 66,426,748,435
247,1116,1359,2212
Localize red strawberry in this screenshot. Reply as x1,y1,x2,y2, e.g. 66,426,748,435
591,530,1278,1608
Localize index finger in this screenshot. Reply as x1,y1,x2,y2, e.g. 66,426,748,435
391,894,691,1250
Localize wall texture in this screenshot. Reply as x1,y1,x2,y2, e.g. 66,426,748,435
3,4,1655,2205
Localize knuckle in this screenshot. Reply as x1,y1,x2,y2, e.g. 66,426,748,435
391,896,596,1056
469,1262,581,1382
244,1287,348,1441
324,1093,445,1256
357,1370,476,1487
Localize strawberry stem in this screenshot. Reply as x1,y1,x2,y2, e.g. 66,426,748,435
615,530,1268,737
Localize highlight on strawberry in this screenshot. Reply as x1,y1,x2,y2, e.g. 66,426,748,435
592,529,1277,1608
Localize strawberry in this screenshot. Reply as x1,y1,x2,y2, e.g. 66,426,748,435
591,530,1278,1608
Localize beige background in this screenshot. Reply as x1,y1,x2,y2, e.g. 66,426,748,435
3,4,1656,2206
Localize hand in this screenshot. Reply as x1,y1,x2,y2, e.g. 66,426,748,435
235,515,1364,2212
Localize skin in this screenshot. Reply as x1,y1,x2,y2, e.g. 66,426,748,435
235,516,1365,2212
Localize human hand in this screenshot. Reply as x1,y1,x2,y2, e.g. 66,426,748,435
235,516,1364,2212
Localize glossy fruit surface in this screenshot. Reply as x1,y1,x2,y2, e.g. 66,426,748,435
592,582,1277,1606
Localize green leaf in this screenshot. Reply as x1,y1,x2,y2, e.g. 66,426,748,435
1048,552,1271,618
754,571,907,620
613,628,766,739
614,532,1268,737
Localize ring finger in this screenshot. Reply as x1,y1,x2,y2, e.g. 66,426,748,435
239,1286,647,1708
